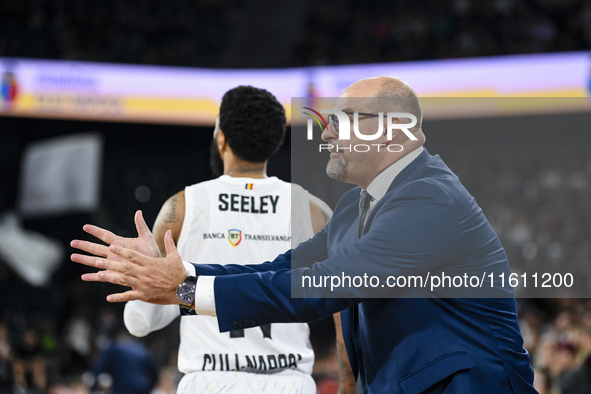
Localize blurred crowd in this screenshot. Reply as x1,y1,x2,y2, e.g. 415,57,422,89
0,302,337,394
519,298,591,394
0,0,245,68
448,149,591,293
445,148,591,394
0,307,181,394
1,0,590,68
292,0,591,66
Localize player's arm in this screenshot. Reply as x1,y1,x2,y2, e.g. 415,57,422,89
153,190,186,255
310,199,332,234
124,190,186,336
310,199,355,392
334,312,356,394
318,196,356,394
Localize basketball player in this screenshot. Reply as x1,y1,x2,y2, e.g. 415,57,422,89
122,86,332,393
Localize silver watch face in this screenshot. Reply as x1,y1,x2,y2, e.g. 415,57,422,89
177,277,196,306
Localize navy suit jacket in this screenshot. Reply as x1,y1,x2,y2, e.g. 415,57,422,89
192,149,536,394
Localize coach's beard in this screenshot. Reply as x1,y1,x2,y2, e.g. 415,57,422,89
326,155,348,182
210,140,224,177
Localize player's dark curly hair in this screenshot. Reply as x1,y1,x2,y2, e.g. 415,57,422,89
219,85,286,163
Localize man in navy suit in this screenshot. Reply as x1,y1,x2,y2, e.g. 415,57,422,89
72,76,537,393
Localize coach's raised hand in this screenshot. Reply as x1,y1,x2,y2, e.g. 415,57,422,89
72,230,188,304
71,210,161,262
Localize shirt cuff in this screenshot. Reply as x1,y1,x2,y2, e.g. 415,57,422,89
182,261,216,316
182,261,196,276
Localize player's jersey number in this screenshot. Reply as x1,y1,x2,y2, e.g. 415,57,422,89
230,324,272,339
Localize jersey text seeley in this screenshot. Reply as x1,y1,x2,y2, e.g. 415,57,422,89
218,194,280,214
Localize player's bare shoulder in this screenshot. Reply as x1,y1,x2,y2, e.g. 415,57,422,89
153,190,186,254
309,196,332,234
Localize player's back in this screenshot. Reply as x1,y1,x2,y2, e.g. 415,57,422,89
176,175,316,377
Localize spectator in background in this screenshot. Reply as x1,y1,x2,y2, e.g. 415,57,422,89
312,347,339,394
533,367,550,394
524,299,591,393
0,323,13,393
547,341,578,381
63,311,93,377
559,353,591,394
47,380,89,394
13,329,47,393
94,308,118,352
93,329,157,394
150,367,178,394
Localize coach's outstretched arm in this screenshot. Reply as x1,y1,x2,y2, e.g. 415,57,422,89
70,208,322,297
72,230,355,330
70,222,329,304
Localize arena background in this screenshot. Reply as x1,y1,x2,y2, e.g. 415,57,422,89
1,1,591,393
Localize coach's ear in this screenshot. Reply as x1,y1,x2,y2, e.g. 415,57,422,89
382,114,390,137
217,130,228,153
383,115,401,139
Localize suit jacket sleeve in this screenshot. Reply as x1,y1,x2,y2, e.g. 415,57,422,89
212,180,462,332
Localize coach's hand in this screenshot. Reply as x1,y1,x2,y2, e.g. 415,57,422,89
71,210,161,262
72,230,188,305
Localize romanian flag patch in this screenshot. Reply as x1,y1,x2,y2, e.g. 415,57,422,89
245,183,254,190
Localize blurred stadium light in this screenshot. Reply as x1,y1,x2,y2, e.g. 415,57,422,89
1,51,589,125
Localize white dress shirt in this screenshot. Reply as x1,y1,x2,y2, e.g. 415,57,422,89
365,146,424,219
189,145,424,316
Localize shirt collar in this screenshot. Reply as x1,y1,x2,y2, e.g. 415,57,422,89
365,146,424,202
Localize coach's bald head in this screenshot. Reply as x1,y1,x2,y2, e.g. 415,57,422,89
322,76,425,189
344,76,424,134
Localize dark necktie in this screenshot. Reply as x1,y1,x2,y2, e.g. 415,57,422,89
357,191,373,239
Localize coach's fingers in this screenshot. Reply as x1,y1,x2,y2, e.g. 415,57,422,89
80,271,106,282
106,290,142,303
109,244,151,266
83,224,120,245
81,270,138,287
70,240,110,258
134,210,153,240
71,254,137,275
163,230,180,258
71,253,105,268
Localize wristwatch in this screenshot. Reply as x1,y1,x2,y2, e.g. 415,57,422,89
176,275,198,311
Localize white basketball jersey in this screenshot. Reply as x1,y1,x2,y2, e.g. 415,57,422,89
176,175,316,376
